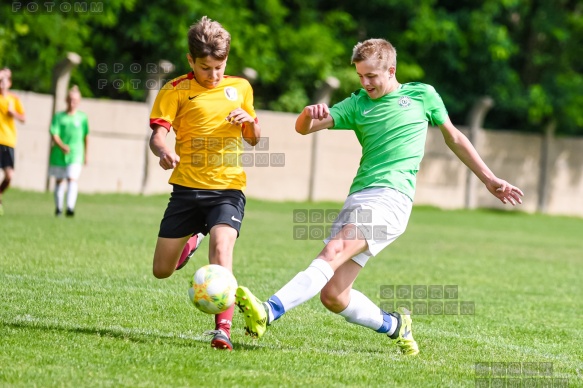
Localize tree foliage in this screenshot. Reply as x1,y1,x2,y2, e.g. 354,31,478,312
1,0,581,135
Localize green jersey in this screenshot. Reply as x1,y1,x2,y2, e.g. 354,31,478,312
49,111,89,166
329,82,448,201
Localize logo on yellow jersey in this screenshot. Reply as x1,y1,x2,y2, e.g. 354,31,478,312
224,87,238,101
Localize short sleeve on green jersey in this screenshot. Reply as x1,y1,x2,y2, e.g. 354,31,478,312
423,84,448,126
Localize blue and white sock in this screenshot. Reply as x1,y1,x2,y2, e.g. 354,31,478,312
265,258,334,323
339,289,398,336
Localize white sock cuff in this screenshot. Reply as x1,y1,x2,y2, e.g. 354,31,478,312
338,294,357,318
308,258,334,281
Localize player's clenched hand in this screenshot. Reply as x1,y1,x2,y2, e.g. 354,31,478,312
159,152,180,170
304,104,330,120
226,108,253,126
486,178,524,206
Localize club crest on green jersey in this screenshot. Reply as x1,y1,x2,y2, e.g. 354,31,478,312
398,96,412,107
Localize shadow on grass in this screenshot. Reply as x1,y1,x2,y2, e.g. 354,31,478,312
1,319,263,351
475,207,532,217
1,318,398,355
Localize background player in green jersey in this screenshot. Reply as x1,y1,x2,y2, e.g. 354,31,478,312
48,85,89,217
235,38,524,355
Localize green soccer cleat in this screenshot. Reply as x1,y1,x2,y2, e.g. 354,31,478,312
235,286,268,339
389,307,419,356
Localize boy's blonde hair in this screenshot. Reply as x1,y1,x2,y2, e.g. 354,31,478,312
351,39,397,70
65,85,81,104
69,85,81,94
67,85,81,99
187,16,231,60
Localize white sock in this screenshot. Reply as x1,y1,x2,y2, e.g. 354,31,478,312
66,180,78,210
55,181,66,211
272,258,334,314
339,289,398,335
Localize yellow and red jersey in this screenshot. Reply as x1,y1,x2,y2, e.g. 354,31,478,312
150,72,258,191
0,93,25,147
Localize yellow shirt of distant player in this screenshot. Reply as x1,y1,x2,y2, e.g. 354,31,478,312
0,93,25,148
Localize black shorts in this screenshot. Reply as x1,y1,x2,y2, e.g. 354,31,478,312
0,145,15,169
158,185,246,239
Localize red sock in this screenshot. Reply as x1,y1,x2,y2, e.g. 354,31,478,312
180,235,198,260
215,305,234,337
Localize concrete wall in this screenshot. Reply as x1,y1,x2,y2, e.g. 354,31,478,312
13,91,53,191
9,90,583,218
546,137,583,215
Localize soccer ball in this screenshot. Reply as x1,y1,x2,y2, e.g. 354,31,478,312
188,264,238,314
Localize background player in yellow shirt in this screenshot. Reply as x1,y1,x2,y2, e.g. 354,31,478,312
149,16,261,351
0,67,26,216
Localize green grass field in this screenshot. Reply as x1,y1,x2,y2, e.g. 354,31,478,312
1,190,581,387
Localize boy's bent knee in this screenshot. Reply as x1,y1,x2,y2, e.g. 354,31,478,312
152,265,173,279
320,289,348,313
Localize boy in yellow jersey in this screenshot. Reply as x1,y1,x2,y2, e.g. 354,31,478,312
235,39,523,355
0,67,26,216
149,16,261,351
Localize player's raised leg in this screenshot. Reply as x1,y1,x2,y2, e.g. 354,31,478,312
152,235,192,279
320,260,419,355
236,224,367,339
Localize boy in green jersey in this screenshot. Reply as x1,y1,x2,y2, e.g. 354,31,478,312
236,39,523,355
49,86,89,217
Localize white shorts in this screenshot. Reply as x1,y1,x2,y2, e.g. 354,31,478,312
49,164,83,180
324,187,413,267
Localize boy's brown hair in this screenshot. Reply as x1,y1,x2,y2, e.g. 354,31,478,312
187,16,231,60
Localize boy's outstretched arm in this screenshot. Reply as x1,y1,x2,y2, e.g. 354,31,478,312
438,117,524,205
295,104,334,135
